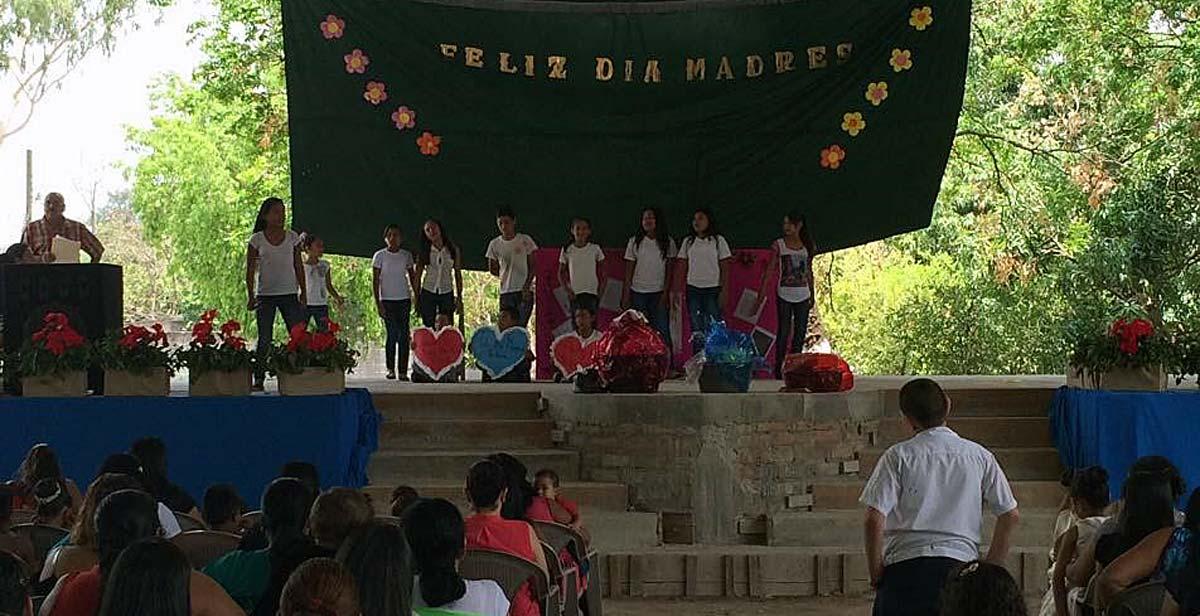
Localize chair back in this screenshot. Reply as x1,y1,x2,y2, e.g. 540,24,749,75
460,548,552,605
241,510,263,528
10,509,36,525
174,511,206,532
11,524,68,571
171,530,242,569
1107,581,1166,616
376,514,403,526
531,521,593,562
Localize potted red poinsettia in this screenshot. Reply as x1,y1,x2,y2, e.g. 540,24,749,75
97,324,174,396
18,312,91,397
267,319,358,396
177,309,255,396
1068,318,1172,391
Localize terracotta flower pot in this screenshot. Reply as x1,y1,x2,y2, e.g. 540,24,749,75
105,368,170,397
1067,364,1167,392
22,371,88,397
277,367,345,396
189,368,252,397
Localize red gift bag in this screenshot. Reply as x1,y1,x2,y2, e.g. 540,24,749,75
782,353,854,392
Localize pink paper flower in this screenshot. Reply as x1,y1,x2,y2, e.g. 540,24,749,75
364,81,388,105
319,15,345,40
391,106,416,130
417,131,442,156
344,49,369,74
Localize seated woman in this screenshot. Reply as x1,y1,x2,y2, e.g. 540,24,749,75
277,559,358,616
97,537,243,616
12,444,83,513
463,460,548,616
1097,488,1200,616
405,498,509,616
41,473,142,583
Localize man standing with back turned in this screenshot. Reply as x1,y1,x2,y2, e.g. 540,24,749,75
860,378,1021,616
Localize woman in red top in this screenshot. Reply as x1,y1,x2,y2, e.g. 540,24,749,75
464,460,548,616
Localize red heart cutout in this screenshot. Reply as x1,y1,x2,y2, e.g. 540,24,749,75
412,326,465,380
551,332,601,378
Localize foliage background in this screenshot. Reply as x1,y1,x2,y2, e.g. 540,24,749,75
115,0,1200,374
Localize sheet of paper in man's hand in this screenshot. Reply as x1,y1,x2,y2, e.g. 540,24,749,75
51,236,81,263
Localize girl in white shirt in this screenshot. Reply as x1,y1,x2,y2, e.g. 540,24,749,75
415,219,464,329
406,498,510,616
678,207,731,353
301,234,344,332
756,211,817,379
245,197,307,388
557,216,605,316
622,207,677,356
372,224,419,380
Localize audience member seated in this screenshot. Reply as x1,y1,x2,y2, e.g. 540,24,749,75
1041,466,1109,616
939,560,1028,616
203,484,245,535
336,521,412,616
279,462,320,496
308,488,372,554
1098,488,1200,616
32,479,74,530
0,487,36,573
96,453,184,538
12,445,82,513
204,478,322,616
405,498,509,616
0,550,30,616
41,473,141,583
486,453,535,522
527,468,590,595
95,536,243,616
464,460,548,616
277,559,359,616
389,486,419,519
130,437,200,517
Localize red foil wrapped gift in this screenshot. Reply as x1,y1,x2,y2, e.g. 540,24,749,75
782,353,854,393
595,310,669,393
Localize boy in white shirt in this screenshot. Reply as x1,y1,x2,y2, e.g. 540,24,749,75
485,206,538,328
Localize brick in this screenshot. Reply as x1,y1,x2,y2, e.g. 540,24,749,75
786,494,814,509
840,460,861,474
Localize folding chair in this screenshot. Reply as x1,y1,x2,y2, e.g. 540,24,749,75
531,521,601,616
460,547,558,616
11,524,68,574
174,511,206,532
171,530,242,569
1106,581,1166,616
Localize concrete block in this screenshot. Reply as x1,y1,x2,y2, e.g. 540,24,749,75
737,516,767,536
840,460,860,474
601,454,630,468
786,494,814,509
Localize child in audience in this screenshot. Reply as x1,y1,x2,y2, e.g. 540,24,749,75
1043,466,1109,616
202,484,245,535
531,469,584,530
939,560,1029,616
558,217,605,314
336,521,412,616
390,486,420,518
486,206,538,328
373,224,418,380
277,558,360,616
33,477,75,529
678,207,732,352
405,498,509,616
308,488,373,553
302,234,344,331
481,307,534,383
464,460,547,616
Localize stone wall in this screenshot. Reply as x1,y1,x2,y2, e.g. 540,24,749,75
544,389,887,543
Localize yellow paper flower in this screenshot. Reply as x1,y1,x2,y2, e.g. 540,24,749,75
909,6,934,31
841,112,867,137
890,49,914,73
865,82,889,106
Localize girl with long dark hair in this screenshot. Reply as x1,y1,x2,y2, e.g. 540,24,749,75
678,207,732,352
622,207,676,355
13,443,82,512
1099,488,1200,615
245,197,307,388
336,521,412,616
406,498,509,616
97,538,191,616
414,219,464,328
756,211,817,379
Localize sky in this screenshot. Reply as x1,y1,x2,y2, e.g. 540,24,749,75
0,0,214,247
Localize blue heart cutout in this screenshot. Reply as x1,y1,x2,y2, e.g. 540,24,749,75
469,326,531,379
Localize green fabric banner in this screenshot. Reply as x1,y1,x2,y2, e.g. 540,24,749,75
282,0,970,267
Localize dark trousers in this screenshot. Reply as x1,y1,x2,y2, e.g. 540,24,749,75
572,292,598,315
381,299,412,374
499,291,534,327
418,290,456,328
306,305,330,331
872,557,961,616
774,298,812,378
630,290,672,360
686,285,722,352
256,294,305,381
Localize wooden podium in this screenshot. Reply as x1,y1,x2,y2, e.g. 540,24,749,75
1,264,123,392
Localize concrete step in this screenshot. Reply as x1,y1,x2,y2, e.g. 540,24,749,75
589,511,662,550
768,509,1058,549
368,449,580,481
371,391,543,420
884,388,1056,418
380,418,555,450
364,480,630,512
810,479,1066,511
875,417,1054,449
860,446,1062,482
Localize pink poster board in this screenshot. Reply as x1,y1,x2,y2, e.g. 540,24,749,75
532,247,780,380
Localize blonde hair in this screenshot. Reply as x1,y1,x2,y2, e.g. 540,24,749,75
71,473,141,548
278,558,359,616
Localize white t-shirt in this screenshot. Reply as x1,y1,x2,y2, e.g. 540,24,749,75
248,230,301,296
859,426,1018,566
372,248,414,301
559,243,605,295
679,235,732,289
485,233,538,294
624,236,678,294
775,239,812,304
421,244,456,295
304,260,331,306
412,577,510,616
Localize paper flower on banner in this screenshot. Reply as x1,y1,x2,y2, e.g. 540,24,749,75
344,49,369,74
364,81,388,105
890,49,914,72
865,82,889,106
820,145,846,170
391,106,416,130
417,131,441,156
841,112,866,137
909,6,934,31
319,15,345,39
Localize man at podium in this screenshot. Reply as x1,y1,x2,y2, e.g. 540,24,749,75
20,192,104,263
